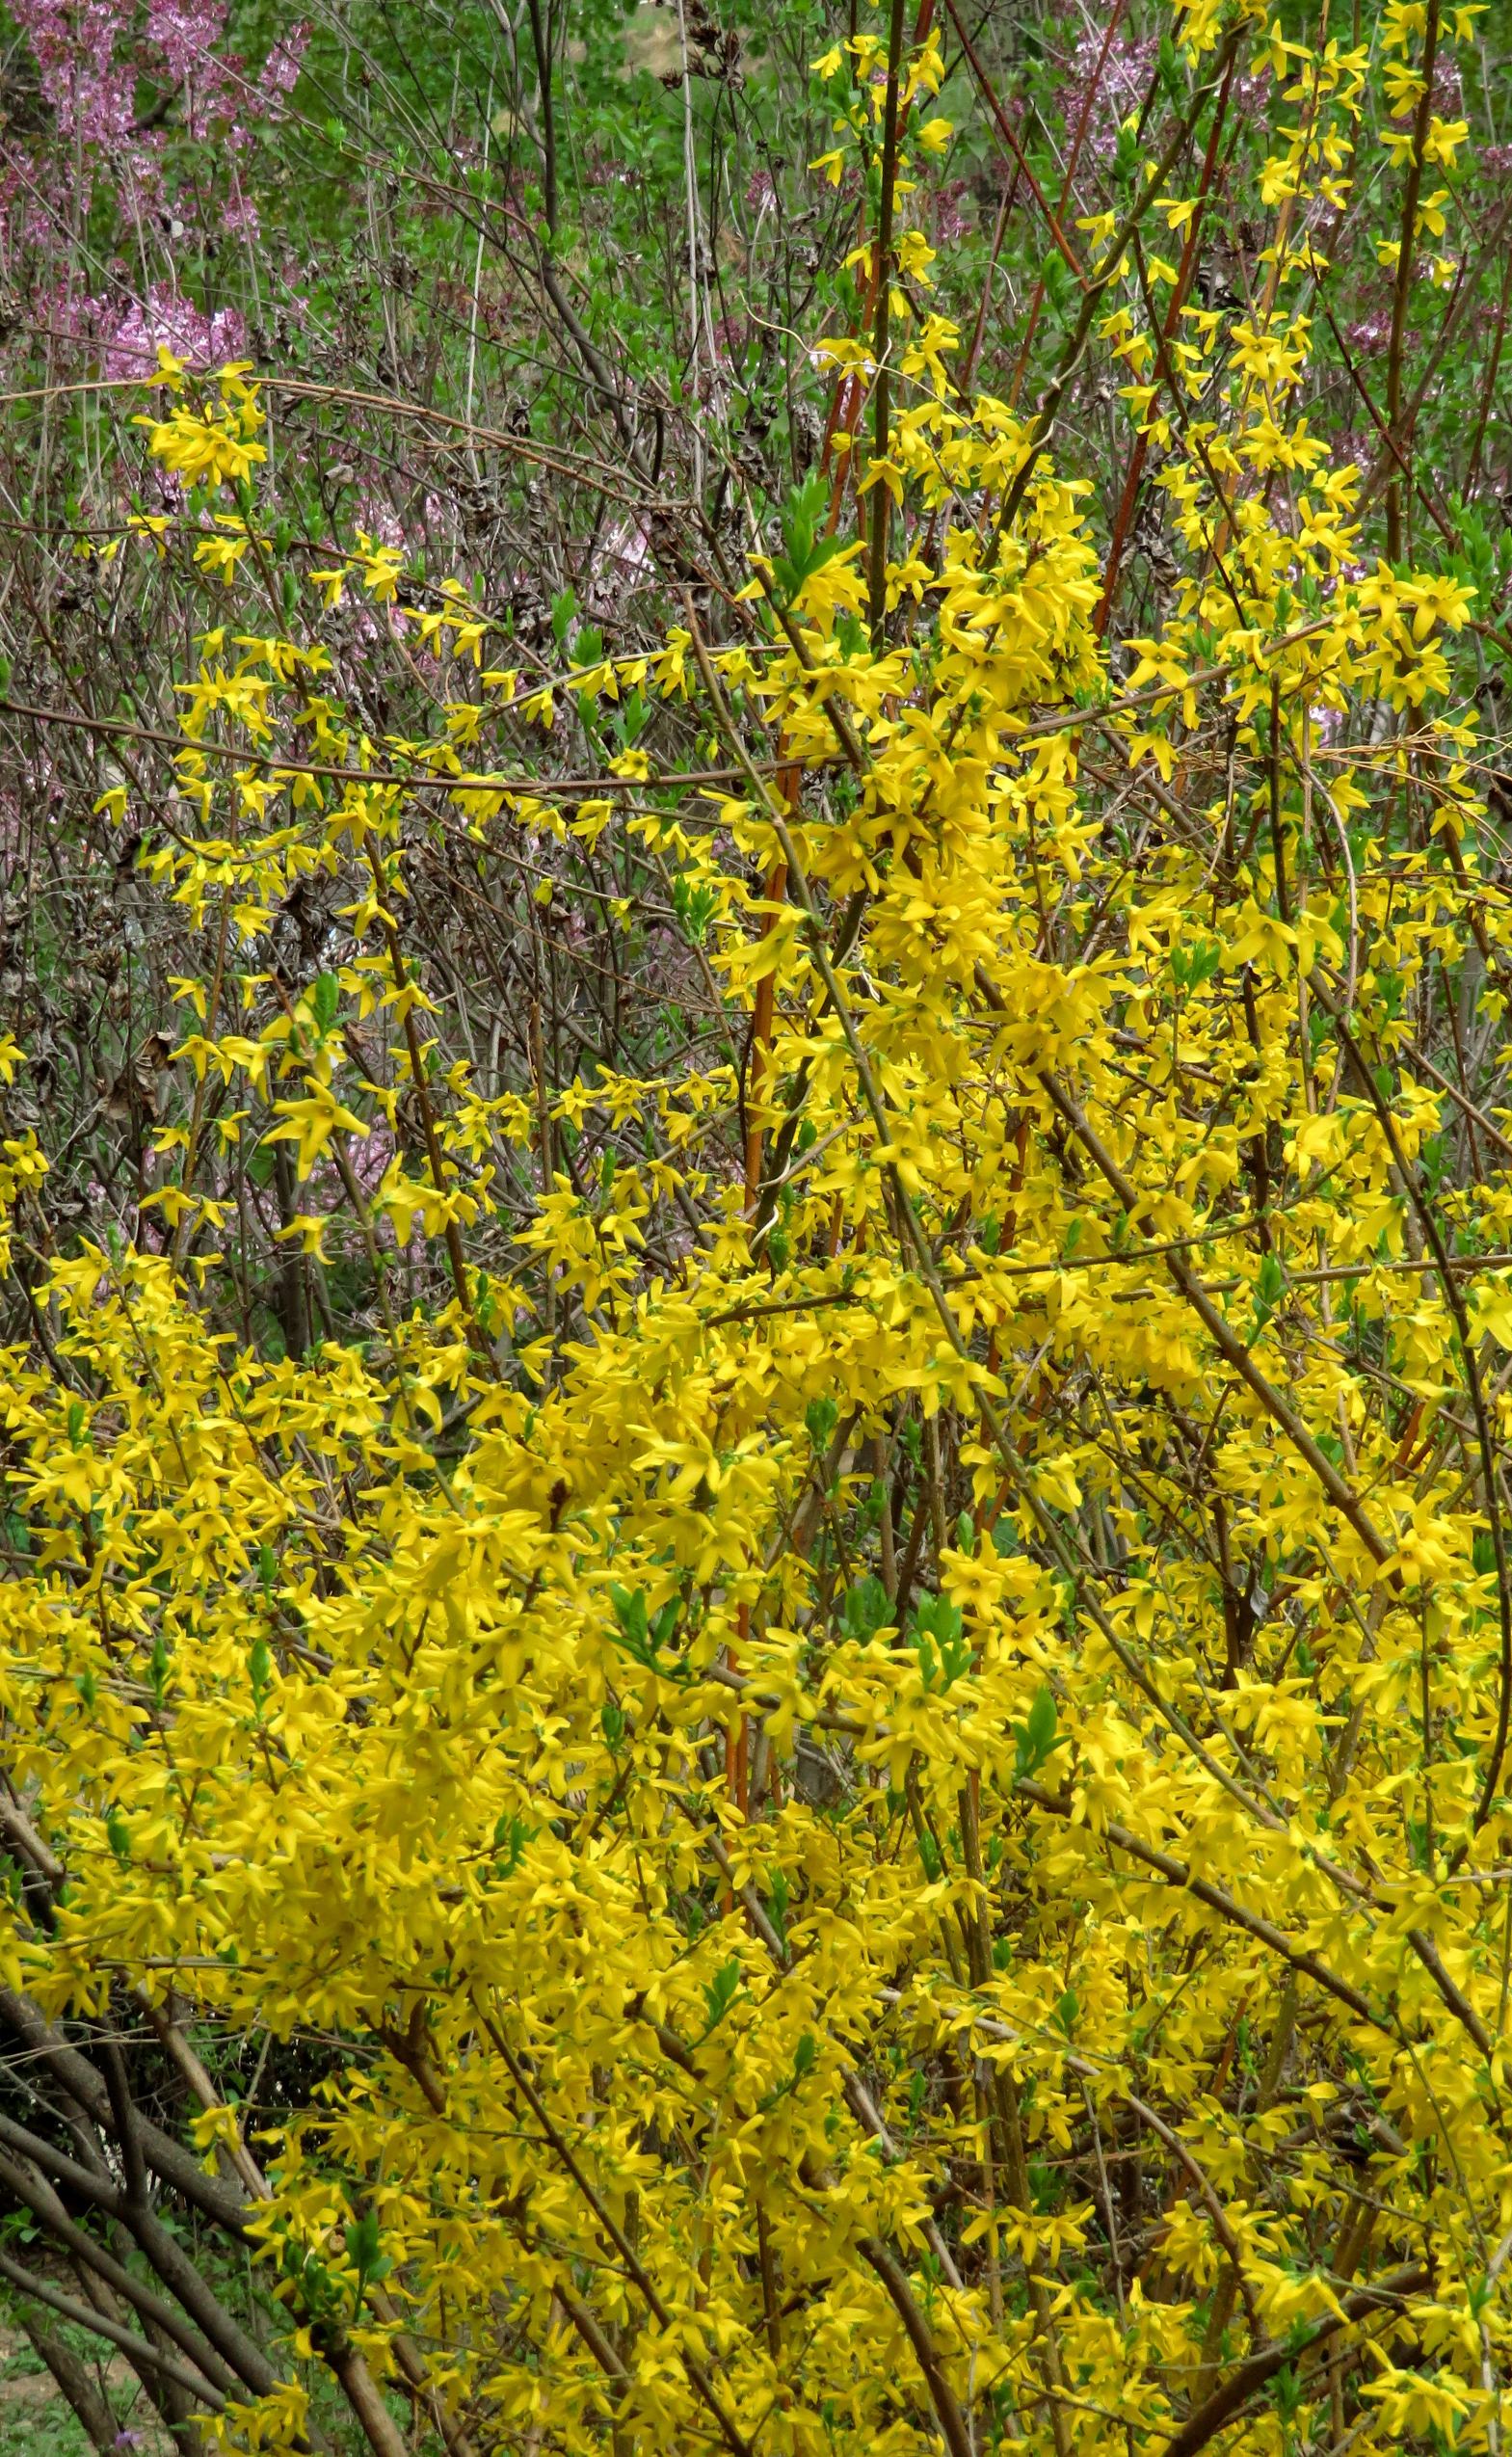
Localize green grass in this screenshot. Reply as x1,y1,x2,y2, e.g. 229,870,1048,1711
0,2318,171,2456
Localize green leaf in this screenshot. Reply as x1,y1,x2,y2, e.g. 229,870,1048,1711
1014,1686,1064,1780
840,1574,895,1642
701,1958,742,2036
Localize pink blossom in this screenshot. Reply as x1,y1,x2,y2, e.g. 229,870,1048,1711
222,194,262,241
146,0,226,82
934,179,970,243
7,0,304,174
101,285,246,380
9,0,135,146
356,502,407,550
1057,29,1157,168
258,23,309,120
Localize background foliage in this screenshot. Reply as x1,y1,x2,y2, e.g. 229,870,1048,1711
4,0,1512,2454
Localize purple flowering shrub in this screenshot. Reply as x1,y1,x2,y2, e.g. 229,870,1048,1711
0,6,1510,2452
0,0,305,382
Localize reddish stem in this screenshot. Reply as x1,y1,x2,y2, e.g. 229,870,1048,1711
1094,46,1237,639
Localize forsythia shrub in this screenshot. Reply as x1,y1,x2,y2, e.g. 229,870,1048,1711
6,4,1512,2454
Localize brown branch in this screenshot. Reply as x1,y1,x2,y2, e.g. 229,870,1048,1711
858,2236,974,2457
1034,1068,1393,1566
1161,2262,1430,2457
0,2250,227,2411
485,2018,755,2457
1017,1782,1384,2030
1384,0,1443,558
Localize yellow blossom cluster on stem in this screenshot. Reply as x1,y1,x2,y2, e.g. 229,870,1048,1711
4,5,1512,2454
